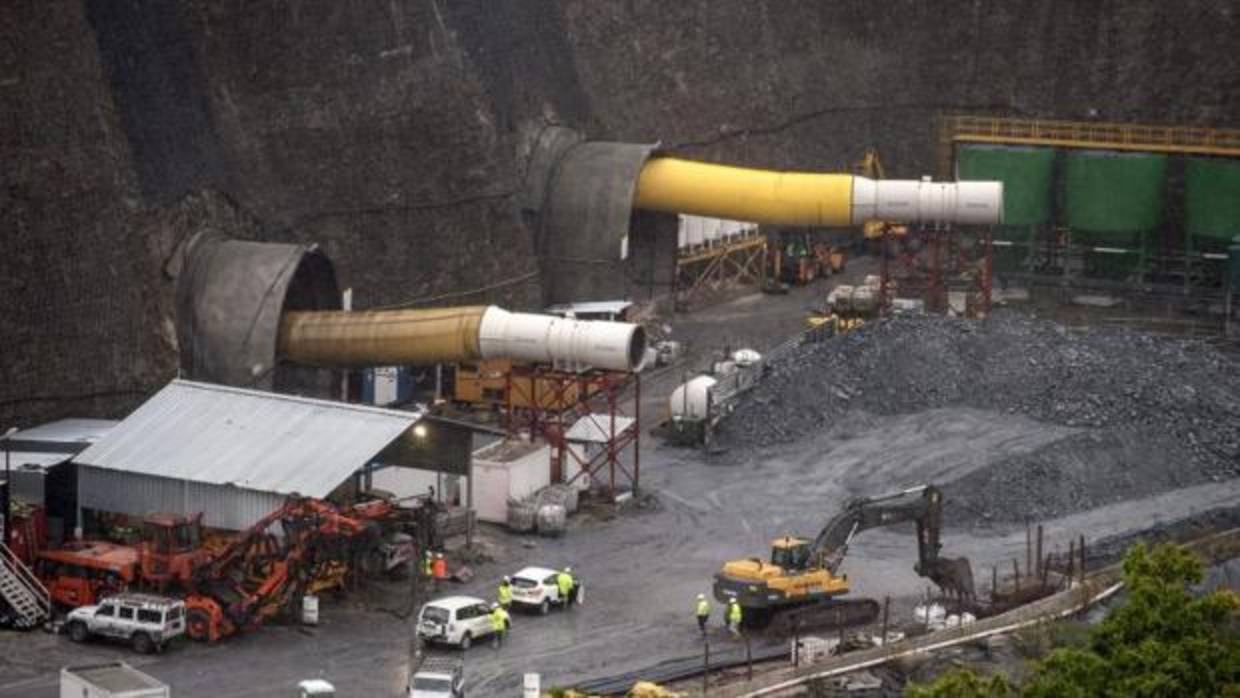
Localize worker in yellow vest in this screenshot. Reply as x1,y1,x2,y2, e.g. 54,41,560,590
556,567,575,609
490,602,510,648
498,576,513,610
695,593,711,635
726,598,742,636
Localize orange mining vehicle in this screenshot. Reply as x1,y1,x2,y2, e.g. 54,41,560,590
34,542,139,608
138,513,213,592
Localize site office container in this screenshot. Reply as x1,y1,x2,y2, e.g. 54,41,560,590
60,662,169,698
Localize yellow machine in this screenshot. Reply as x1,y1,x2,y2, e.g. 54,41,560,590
852,149,909,241
714,486,975,629
451,358,587,411
804,314,866,334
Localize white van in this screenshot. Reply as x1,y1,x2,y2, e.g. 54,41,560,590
416,596,496,649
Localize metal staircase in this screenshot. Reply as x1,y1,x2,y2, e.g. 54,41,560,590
0,540,51,629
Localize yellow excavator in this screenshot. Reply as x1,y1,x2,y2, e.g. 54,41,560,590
713,485,975,629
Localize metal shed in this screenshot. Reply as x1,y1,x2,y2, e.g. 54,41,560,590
73,380,426,531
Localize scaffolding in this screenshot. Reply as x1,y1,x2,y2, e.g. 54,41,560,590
673,232,767,309
504,367,639,499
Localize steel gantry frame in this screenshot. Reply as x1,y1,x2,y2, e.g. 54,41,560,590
504,367,639,499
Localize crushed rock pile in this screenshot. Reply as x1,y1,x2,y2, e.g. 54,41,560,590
715,312,1240,525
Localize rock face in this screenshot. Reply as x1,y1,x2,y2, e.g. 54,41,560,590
3,1,1238,423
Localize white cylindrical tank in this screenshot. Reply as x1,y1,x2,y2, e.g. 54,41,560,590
478,307,647,372
669,375,717,420
851,177,1003,225
731,348,762,366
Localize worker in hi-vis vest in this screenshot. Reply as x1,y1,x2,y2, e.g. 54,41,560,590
726,597,742,636
498,576,513,610
695,593,711,634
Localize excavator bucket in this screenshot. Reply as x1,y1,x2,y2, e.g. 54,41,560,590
923,556,977,600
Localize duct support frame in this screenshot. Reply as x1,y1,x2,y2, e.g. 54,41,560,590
673,231,768,310
504,367,639,501
879,226,993,319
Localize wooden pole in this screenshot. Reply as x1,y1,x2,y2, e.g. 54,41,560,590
703,637,710,695
1035,524,1044,580
1068,538,1076,582
792,616,800,667
881,596,891,647
1026,524,1033,574
746,634,753,681
1080,535,1087,582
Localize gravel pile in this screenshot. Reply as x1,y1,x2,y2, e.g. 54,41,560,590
715,312,1240,524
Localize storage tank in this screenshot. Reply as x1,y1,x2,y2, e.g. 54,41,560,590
1186,158,1240,254
669,375,717,421
957,145,1054,227
1063,151,1167,274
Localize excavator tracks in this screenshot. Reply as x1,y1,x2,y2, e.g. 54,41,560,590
752,598,881,636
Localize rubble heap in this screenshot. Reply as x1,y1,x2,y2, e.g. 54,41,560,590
716,312,1240,525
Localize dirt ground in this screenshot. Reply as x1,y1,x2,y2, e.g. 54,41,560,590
2,273,1236,697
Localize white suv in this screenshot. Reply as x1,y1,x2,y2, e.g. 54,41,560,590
408,655,464,697
509,566,584,614
65,593,186,653
416,596,496,650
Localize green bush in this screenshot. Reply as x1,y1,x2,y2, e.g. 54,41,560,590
906,542,1240,697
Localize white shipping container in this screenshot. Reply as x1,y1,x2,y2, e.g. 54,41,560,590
61,663,169,698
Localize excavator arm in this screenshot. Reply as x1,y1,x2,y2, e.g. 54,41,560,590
810,485,975,599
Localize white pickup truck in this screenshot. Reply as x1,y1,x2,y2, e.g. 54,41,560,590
65,593,185,654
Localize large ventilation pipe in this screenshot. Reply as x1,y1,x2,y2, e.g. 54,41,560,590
278,305,647,373
633,157,1004,227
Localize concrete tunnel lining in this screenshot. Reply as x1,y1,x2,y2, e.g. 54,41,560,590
174,230,340,394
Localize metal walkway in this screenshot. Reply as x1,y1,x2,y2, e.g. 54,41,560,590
0,541,51,629
937,115,1240,177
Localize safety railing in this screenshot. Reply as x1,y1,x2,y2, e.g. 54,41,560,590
939,115,1240,175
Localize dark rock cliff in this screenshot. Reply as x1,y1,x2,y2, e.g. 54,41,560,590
2,0,1236,424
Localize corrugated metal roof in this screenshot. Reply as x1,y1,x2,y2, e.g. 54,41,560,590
3,418,118,470
74,380,424,499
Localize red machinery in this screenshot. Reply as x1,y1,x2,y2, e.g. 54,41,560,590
183,496,390,643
